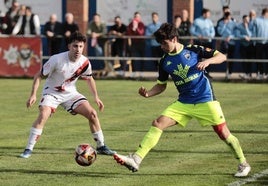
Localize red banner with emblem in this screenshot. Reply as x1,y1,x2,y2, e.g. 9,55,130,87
0,36,42,77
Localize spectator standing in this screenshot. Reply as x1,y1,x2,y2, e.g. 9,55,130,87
12,6,40,35
44,14,63,55
62,13,79,49
235,15,252,80
127,12,145,78
145,12,162,70
18,4,26,17
252,8,268,80
216,6,234,37
190,8,215,48
108,16,127,76
174,15,183,36
180,9,192,45
217,12,237,79
174,13,192,46
190,8,215,78
4,0,20,34
87,13,107,57
248,10,257,78
0,13,8,34
249,9,257,28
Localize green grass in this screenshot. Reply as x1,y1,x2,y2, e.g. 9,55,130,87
0,79,267,186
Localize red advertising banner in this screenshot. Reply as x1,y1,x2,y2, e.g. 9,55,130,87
0,36,42,77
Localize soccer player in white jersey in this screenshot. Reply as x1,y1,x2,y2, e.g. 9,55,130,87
20,32,116,158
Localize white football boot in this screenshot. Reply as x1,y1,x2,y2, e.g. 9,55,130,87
114,153,141,172
234,162,251,177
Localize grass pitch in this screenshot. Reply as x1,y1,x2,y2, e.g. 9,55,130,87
0,79,267,186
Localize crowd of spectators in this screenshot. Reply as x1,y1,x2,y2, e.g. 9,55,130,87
0,0,79,56
0,1,267,80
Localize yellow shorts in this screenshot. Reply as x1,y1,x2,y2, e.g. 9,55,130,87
161,101,226,127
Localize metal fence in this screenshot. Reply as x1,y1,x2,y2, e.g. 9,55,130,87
1,34,267,79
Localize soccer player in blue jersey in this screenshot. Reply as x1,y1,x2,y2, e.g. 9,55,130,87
114,23,251,177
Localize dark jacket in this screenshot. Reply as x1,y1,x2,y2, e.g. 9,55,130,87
18,14,36,35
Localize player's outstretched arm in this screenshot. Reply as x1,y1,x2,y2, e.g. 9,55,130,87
139,83,167,98
26,71,42,108
86,77,104,112
196,51,227,71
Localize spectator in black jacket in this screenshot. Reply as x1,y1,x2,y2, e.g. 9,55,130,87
180,9,192,45
12,6,40,35
44,14,63,55
4,0,20,34
62,13,79,49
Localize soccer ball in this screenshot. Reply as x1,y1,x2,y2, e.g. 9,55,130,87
74,143,97,166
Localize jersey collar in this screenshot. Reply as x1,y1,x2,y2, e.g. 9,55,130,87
168,44,184,56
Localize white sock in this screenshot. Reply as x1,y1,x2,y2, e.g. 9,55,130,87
92,130,104,148
25,127,43,150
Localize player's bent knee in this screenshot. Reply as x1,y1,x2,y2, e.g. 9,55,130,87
87,109,98,121
213,122,228,140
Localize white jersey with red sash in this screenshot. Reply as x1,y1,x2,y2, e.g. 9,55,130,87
41,51,92,95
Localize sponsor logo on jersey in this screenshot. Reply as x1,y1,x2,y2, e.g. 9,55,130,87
173,64,199,86
173,64,190,79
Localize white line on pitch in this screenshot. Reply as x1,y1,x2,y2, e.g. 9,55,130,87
227,169,268,186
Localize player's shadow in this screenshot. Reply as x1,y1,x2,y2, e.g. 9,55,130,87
0,168,232,177
0,147,241,177
0,146,75,157
105,129,268,134
0,168,115,178
0,146,266,158
114,148,268,155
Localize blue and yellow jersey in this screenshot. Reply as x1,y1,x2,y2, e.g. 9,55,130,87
158,45,218,104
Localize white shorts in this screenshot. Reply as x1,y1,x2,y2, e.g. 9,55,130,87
39,91,87,115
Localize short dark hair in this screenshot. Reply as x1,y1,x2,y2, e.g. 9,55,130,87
174,14,182,20
154,23,178,43
152,12,158,16
26,6,32,11
202,8,210,15
69,31,87,44
134,11,140,16
93,13,100,17
222,6,229,11
262,8,268,15
242,15,248,19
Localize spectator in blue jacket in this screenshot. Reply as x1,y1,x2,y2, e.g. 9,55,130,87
235,15,252,80
190,8,215,78
217,12,237,79
216,6,235,37
248,9,257,77
145,12,162,69
252,8,268,80
249,10,257,31
190,8,215,48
